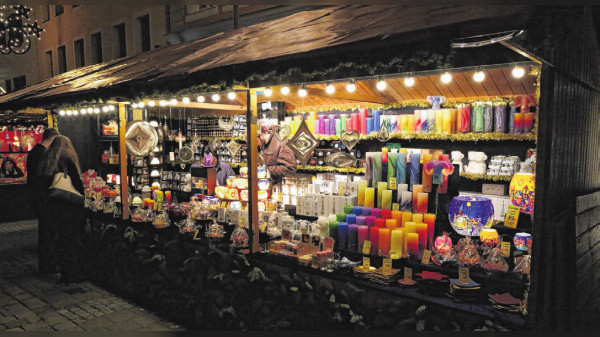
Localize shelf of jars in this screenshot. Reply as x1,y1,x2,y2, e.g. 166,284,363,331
314,132,536,142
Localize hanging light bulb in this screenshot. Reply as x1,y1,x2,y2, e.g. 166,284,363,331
376,76,387,91
473,71,485,82
404,77,415,87
93,108,100,114
59,110,65,116
138,101,145,108
102,106,109,112
441,72,452,84
87,107,93,113
325,82,335,94
80,108,87,115
148,100,155,107
159,100,167,106
280,85,290,95
182,97,190,104
346,79,356,93
211,93,220,102
66,110,72,116
132,103,138,108
298,84,307,97
170,98,177,105
197,95,205,103
227,91,236,100
512,66,525,78
264,87,272,97
73,109,79,116
108,105,115,111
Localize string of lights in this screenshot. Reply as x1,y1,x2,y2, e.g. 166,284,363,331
0,5,43,55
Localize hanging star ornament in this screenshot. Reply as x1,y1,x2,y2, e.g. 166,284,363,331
14,5,32,18
27,22,43,38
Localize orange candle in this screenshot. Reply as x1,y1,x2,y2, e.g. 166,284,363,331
401,211,412,229
412,213,423,223
407,233,419,258
422,153,433,192
424,213,436,249
412,184,423,213
416,222,428,258
391,210,403,229
386,219,397,230
417,192,428,214
378,228,391,256
450,108,458,134
407,115,414,133
442,109,452,134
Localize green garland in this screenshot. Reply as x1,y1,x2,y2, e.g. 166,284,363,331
315,132,536,142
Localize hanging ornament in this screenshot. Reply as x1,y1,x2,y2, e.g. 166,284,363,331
208,138,222,152
324,152,358,168
226,140,242,156
339,129,360,150
125,121,158,156
287,119,319,166
376,120,391,142
277,124,291,142
218,115,235,131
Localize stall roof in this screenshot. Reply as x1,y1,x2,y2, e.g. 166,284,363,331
0,5,532,108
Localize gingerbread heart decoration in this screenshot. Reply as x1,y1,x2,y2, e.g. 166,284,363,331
278,124,291,141
340,130,360,150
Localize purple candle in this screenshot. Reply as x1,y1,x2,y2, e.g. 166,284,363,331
371,208,382,218
314,120,320,135
337,222,348,250
366,215,376,227
318,115,326,134
323,119,330,136
356,216,366,227
361,207,371,216
358,225,369,252
352,206,363,216
348,224,359,251
329,114,337,135
346,214,357,224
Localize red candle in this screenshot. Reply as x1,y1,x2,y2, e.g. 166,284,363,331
412,184,423,213
513,112,524,133
416,222,428,258
352,113,360,133
406,233,419,258
417,192,428,214
379,228,391,256
360,111,367,135
424,213,436,249
381,209,391,220
374,218,386,228
370,227,380,255
345,118,352,132
460,104,471,133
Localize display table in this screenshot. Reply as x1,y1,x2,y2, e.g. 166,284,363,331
81,211,527,331
0,181,35,222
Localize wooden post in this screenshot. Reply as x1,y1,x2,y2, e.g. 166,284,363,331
246,88,259,252
118,102,130,220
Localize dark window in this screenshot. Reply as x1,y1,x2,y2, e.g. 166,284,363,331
72,5,79,8
90,32,102,64
13,75,26,90
45,50,54,78
55,5,64,16
74,39,85,68
114,23,126,58
4,80,12,93
43,6,50,22
138,14,150,52
57,45,66,74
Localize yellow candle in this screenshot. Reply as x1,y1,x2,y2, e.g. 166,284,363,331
365,187,375,208
424,213,436,249
417,192,428,214
407,233,419,258
400,115,408,132
390,229,404,259
450,108,458,134
382,189,392,210
407,115,414,133
401,211,413,229
357,180,368,206
377,182,388,208
435,109,443,134
412,184,423,213
442,109,452,134
412,213,423,223
386,219,397,230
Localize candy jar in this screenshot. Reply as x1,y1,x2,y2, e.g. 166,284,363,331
230,225,249,248
205,218,226,241
456,236,481,267
152,211,171,229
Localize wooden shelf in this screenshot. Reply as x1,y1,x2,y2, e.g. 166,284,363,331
314,132,536,142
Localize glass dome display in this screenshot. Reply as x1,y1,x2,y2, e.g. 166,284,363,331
448,196,495,236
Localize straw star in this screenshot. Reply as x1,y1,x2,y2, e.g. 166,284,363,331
416,271,448,281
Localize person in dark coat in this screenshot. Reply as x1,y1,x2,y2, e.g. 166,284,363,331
26,128,59,274
257,125,296,186
0,156,24,178
38,135,85,284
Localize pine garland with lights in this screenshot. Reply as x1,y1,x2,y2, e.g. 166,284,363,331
315,131,536,142
296,165,365,174
459,172,513,182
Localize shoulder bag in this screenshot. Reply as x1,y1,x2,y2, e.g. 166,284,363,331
49,170,84,206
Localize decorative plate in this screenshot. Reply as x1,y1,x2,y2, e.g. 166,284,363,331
218,116,235,131
226,140,242,156
179,146,194,164
125,121,158,156
324,152,358,168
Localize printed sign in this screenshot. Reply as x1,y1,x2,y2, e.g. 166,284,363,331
363,257,370,271
382,258,392,274
404,267,412,281
504,205,520,228
459,267,469,284
389,177,397,190
421,249,432,264
362,240,371,255
500,242,511,257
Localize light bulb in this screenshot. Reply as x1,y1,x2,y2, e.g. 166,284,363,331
108,105,115,111
197,95,205,103
59,110,65,115
150,157,160,165
280,86,290,95
227,91,236,100
148,100,155,107
473,71,485,82
346,80,356,93
159,100,167,106
404,77,415,87
170,98,177,105
325,83,335,94
211,93,220,102
93,108,100,114
376,79,387,91
298,88,307,97
87,107,93,113
66,110,72,115
264,87,272,97
182,97,190,104
80,108,86,115
512,67,525,78
102,106,109,112
150,169,160,177
138,102,145,108
73,110,79,115
132,103,138,108
441,72,452,84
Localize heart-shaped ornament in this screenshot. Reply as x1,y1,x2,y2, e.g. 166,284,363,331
278,125,291,141
340,130,360,150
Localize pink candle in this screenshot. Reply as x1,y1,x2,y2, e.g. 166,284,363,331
424,213,436,249
412,184,423,213
379,228,391,256
417,192,428,214
460,104,471,133
370,227,380,255
314,120,320,135
358,225,369,252
406,233,419,258
414,110,421,133
416,222,428,258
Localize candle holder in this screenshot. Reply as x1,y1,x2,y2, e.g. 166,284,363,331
509,173,535,214
448,196,495,236
513,232,532,251
479,228,499,247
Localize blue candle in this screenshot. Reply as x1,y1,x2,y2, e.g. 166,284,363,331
361,207,371,216
346,214,357,224
397,152,407,184
356,216,366,227
371,208,382,218
338,222,349,250
348,224,359,251
366,117,373,135
352,206,363,216
373,110,381,132
410,152,420,190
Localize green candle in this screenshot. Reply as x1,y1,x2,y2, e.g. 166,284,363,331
336,213,346,222
344,204,354,215
329,221,339,246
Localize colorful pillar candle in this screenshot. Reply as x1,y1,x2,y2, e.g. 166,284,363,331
318,115,326,134
360,113,367,135
335,117,342,135
420,110,429,133
397,153,407,184
400,191,412,211
388,115,397,132
494,103,507,133
416,222,428,257
417,192,428,214
358,225,369,252
336,213,347,222
352,113,360,133
397,183,408,202
328,221,338,246
366,216,375,227
438,154,450,193
484,103,494,132
373,110,381,132
357,180,368,206
442,109,453,134
308,111,316,134
378,228,391,256
314,120,320,135
377,181,388,208
412,213,424,223
422,153,433,192
412,184,423,212
361,207,371,216
401,211,413,229
352,206,363,216
509,104,515,133
382,190,393,210
406,233,419,259
346,214,357,225
460,104,471,133
450,109,458,134
344,204,354,215
372,153,382,183
407,115,414,133
386,219,397,230
337,222,348,250
365,188,375,208
356,216,366,227
400,115,408,132
370,227,380,255
410,152,421,188
345,118,353,132
323,119,330,136
348,224,358,251
374,218,386,228
523,113,534,133
340,114,347,132
414,110,422,133
388,152,397,184
391,210,403,229
427,109,435,133
381,209,391,220
424,213,436,249
435,110,443,134
371,208,382,218
513,111,524,134
366,117,374,135
390,229,404,259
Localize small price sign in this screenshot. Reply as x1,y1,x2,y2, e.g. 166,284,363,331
404,267,413,281
392,203,400,211
500,242,511,257
362,240,371,254
363,257,370,271
382,258,392,274
260,222,268,233
193,229,200,240
504,205,520,228
221,201,228,208
458,267,470,284
389,177,397,190
421,249,432,264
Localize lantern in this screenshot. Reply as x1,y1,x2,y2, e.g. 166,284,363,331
479,228,499,247
448,196,495,236
434,232,453,254
513,232,532,251
509,173,535,214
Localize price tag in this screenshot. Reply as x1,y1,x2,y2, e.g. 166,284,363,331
382,258,392,274
221,201,228,208
458,266,469,284
421,249,432,264
260,222,268,233
169,152,175,161
504,205,520,228
404,267,412,281
193,229,200,240
500,242,511,257
362,257,370,271
362,240,371,254
392,203,400,211
389,177,397,190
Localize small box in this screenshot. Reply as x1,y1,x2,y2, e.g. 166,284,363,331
347,182,358,196
343,195,358,207
482,183,505,196
317,194,327,216
334,196,345,214
296,196,305,215
325,195,335,215
303,196,313,216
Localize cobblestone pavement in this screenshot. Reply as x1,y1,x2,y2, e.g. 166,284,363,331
0,220,185,331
